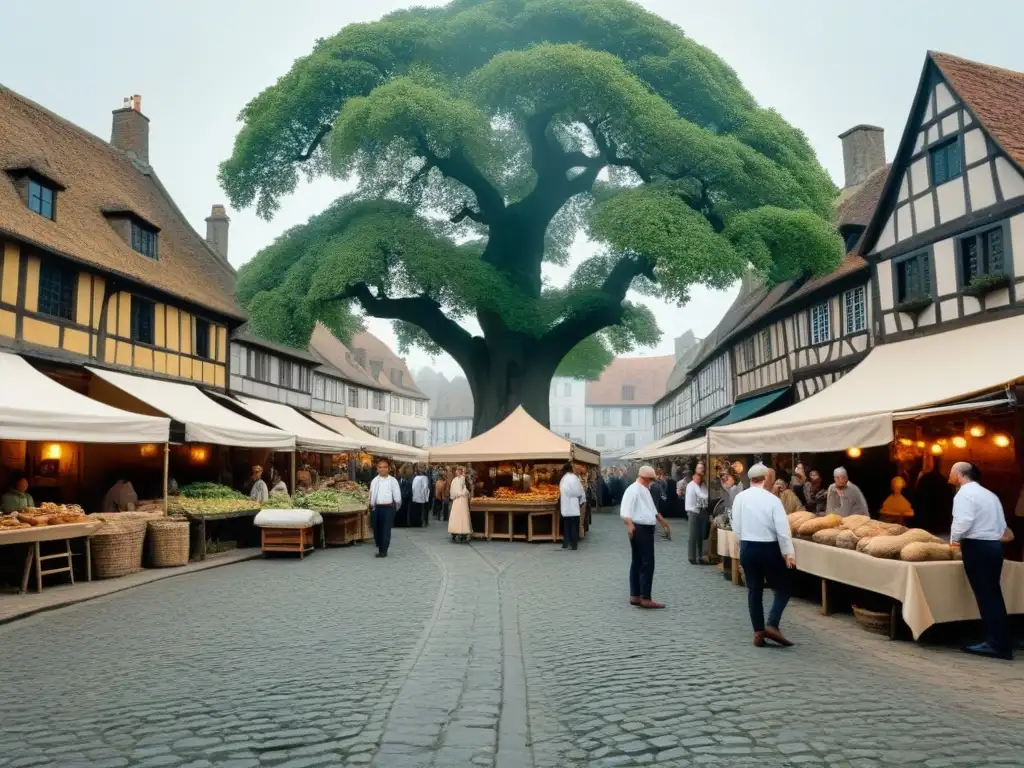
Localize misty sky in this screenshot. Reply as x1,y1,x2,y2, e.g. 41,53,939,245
3,0,1024,378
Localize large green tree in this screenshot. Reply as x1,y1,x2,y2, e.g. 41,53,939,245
223,0,843,435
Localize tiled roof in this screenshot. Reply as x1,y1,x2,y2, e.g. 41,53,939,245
664,338,704,393
309,323,386,390
931,51,1024,169
585,355,675,406
232,327,320,364
351,331,427,399
836,163,891,229
774,252,869,309
0,86,243,320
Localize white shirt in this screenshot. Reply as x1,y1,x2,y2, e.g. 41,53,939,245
369,475,402,508
732,485,794,557
411,475,430,504
951,481,1007,542
559,473,586,518
249,479,268,503
619,481,659,525
684,481,708,513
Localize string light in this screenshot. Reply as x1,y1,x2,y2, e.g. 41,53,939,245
846,447,862,458
993,434,1011,448
951,436,968,449
930,443,943,455
969,425,986,438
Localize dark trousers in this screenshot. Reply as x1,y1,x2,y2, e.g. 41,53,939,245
960,538,1011,654
413,501,428,527
628,523,656,599
562,515,580,550
739,540,792,632
372,504,396,555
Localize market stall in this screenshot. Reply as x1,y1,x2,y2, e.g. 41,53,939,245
0,353,169,592
309,412,427,462
427,407,600,543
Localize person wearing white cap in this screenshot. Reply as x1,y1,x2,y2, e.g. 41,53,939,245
620,465,671,609
732,462,796,646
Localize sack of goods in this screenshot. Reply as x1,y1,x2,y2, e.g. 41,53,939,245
787,511,815,534
860,529,942,559
798,513,842,537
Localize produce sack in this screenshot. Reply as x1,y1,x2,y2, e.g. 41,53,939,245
900,542,954,562
798,513,842,537
812,528,843,546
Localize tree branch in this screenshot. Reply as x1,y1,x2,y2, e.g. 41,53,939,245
415,136,504,222
539,254,656,362
450,206,486,224
293,124,333,161
339,282,480,372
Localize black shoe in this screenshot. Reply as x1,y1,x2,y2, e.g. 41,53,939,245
963,641,1013,660
375,552,387,558
571,546,578,551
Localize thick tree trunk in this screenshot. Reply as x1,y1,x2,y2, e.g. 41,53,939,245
467,331,558,436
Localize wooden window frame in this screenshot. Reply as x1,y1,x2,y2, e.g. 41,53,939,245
956,222,1012,288
929,136,963,186
130,222,159,260
129,296,156,345
194,318,211,360
810,302,831,345
27,178,56,220
37,260,76,321
843,286,868,335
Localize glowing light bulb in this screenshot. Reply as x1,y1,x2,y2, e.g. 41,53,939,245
846,447,862,458
916,441,926,449
969,425,985,438
930,443,943,455
898,438,913,446
43,444,62,460
951,436,968,449
993,434,1011,448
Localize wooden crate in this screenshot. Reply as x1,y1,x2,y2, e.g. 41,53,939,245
323,512,363,546
261,526,315,558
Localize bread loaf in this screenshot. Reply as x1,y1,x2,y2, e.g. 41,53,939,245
836,530,860,550
798,513,842,537
812,528,843,546
854,522,905,540
900,542,954,562
862,529,942,558
841,514,871,531
787,511,815,533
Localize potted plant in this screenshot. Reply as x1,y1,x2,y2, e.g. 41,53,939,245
894,294,933,315
962,272,1011,298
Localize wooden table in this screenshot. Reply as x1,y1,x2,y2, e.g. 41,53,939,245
469,501,560,542
0,522,100,593
185,509,260,561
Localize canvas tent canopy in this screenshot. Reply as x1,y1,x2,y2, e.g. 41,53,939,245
644,434,709,461
233,396,360,454
310,412,427,462
87,367,294,449
707,314,1024,454
0,352,169,443
428,406,600,465
625,429,693,460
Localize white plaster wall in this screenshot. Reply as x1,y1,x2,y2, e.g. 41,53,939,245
934,238,957,295
910,158,929,196
996,157,1024,200
877,263,895,311
936,177,967,224
913,195,935,233
963,128,987,165
875,215,896,252
940,112,958,138
968,164,998,211
896,204,913,241
1011,213,1024,277
935,82,955,112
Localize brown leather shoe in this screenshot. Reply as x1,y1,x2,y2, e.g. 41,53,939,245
765,627,793,646
640,599,666,609
629,596,642,606
753,631,766,647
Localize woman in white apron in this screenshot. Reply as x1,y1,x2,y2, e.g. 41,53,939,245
447,467,472,543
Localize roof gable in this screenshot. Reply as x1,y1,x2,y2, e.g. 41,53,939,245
585,355,675,405
351,330,427,399
0,86,243,320
860,52,1024,256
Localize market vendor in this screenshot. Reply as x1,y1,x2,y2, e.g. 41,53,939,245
249,465,269,504
826,467,869,518
1,471,34,514
269,470,289,496
880,476,914,524
102,476,138,512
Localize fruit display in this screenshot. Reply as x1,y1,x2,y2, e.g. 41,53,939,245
482,483,559,503
179,482,247,500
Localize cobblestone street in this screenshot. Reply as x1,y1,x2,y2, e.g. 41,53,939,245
1,514,1022,768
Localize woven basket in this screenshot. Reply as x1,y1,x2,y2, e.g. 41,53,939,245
91,520,148,579
147,519,190,567
852,605,891,635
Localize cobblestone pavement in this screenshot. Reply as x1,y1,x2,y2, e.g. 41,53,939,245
1,515,1022,768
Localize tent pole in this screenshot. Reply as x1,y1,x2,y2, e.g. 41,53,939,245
163,443,170,515
291,450,297,495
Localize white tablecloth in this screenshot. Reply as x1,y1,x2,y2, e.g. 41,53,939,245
253,509,323,528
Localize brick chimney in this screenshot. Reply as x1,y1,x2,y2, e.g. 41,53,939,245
838,125,885,188
111,94,149,163
205,204,230,261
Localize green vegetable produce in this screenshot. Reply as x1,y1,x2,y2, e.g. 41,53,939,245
180,482,246,500
263,492,294,509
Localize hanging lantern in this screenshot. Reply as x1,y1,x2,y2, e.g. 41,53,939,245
930,443,943,455
846,447,862,459
993,434,1011,448
951,436,968,449
915,440,926,449
969,425,986,438
42,443,62,460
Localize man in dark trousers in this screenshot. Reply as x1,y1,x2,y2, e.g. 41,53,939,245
949,462,1015,660
620,465,672,609
369,459,402,558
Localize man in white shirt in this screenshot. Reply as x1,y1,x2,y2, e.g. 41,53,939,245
619,465,671,609
411,467,431,528
558,464,586,551
369,459,402,558
949,462,1015,660
684,469,710,565
732,463,796,647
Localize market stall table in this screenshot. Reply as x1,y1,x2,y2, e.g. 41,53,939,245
717,529,1024,639
254,509,324,558
320,503,368,546
185,509,261,561
0,521,100,593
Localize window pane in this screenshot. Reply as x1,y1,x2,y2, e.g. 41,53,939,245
961,238,979,282
38,261,75,320
947,138,962,179
130,297,154,344
931,145,948,185
985,227,1004,274
195,319,210,359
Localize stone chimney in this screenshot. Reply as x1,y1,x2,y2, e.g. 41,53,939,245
674,330,697,360
111,95,149,163
838,125,885,188
205,204,230,260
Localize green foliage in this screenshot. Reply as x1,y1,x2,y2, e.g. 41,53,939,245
224,0,842,380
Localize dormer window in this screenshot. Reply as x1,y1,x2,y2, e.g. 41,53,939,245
131,222,158,259
28,179,56,220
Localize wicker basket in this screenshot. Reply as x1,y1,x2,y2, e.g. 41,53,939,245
852,605,891,635
147,519,190,567
91,519,148,579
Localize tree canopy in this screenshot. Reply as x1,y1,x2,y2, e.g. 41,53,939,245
223,0,843,430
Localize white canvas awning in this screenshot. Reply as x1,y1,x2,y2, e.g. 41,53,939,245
645,435,709,460
235,397,360,454
708,314,1024,454
625,429,694,460
309,412,427,462
0,353,169,443
87,367,294,449
428,406,600,465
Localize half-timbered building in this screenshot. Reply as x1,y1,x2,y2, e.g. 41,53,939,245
861,52,1024,341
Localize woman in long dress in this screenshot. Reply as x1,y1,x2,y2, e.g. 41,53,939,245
448,467,472,543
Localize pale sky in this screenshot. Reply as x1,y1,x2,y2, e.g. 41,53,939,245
4,0,1024,378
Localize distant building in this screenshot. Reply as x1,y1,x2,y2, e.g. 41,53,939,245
549,376,587,445
585,356,675,460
